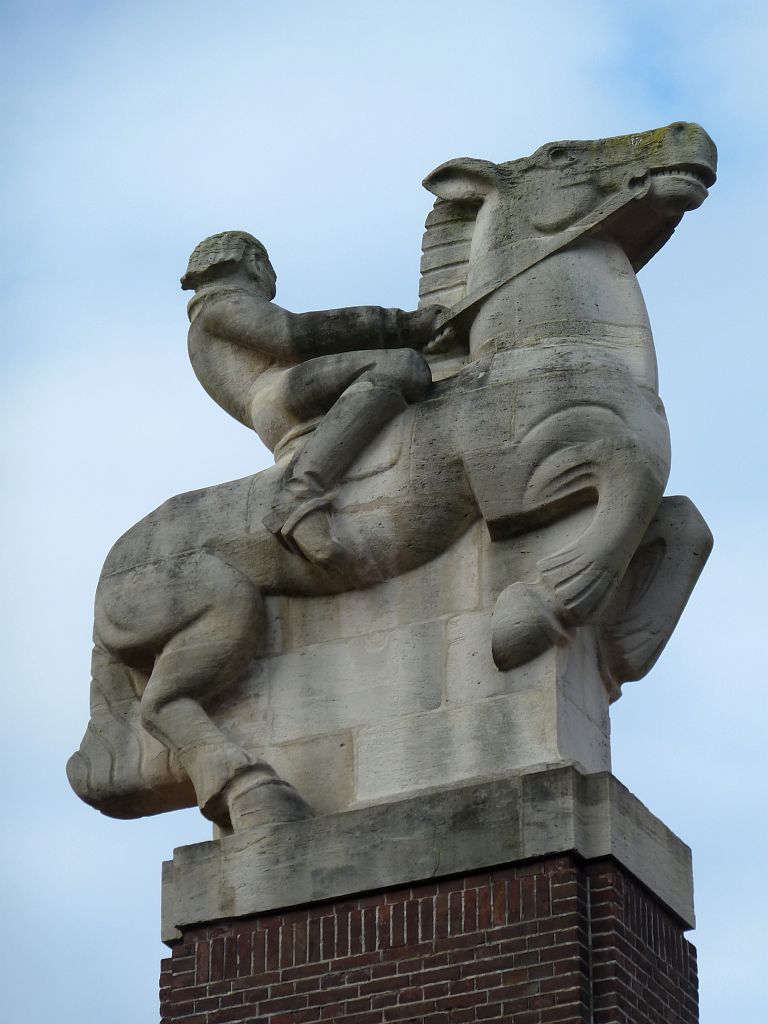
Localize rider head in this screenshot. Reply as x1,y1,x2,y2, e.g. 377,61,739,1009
181,231,277,299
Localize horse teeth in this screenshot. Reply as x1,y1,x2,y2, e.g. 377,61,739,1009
653,168,706,184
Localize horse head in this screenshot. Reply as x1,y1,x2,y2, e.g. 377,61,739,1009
419,123,717,347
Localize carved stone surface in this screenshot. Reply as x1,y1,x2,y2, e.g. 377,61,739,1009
68,123,716,833
160,764,696,943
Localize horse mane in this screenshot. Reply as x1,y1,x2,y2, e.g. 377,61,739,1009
418,198,478,379
418,198,478,310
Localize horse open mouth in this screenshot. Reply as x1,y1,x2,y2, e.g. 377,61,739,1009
650,164,716,188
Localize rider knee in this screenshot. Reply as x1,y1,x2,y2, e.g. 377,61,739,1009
389,348,431,401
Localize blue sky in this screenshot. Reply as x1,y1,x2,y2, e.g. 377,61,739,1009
2,2,766,1021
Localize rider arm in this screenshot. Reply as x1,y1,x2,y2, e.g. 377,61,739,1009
202,291,441,360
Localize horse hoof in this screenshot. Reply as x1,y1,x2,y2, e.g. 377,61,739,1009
492,581,571,670
226,773,315,832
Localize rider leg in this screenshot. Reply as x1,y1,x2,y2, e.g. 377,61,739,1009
262,348,431,565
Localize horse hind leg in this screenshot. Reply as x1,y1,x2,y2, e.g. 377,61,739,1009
76,550,313,831
596,495,713,695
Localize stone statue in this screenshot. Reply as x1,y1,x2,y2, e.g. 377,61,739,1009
68,122,716,834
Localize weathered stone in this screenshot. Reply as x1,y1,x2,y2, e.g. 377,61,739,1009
68,123,716,833
160,764,695,943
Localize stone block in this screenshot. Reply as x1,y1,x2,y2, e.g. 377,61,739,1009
268,619,445,744
355,691,558,803
161,765,695,944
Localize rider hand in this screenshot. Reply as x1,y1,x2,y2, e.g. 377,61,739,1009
405,305,450,347
424,324,458,355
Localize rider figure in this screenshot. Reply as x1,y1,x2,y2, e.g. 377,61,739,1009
182,231,445,566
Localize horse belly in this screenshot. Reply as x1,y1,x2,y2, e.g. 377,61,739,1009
333,396,478,582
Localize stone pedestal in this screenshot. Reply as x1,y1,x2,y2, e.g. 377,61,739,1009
160,766,698,1023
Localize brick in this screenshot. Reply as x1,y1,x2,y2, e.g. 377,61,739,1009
475,884,491,931
207,1007,259,1024
363,906,377,952
264,925,280,972
336,906,351,959
167,999,195,1016
170,970,195,990
422,979,451,999
419,897,434,942
280,960,327,982
377,902,392,950
371,962,399,979
434,989,488,1011
320,915,335,960
222,934,237,978
292,1010,323,1023
348,913,364,958
437,876,466,895
521,874,537,920
161,857,698,1024
345,996,373,1014
325,950,381,973
308,984,359,1007
391,899,405,948
218,991,246,1010
193,995,220,1012
206,980,234,996
385,884,413,905
434,893,449,939
404,899,419,946
383,1000,436,1021
476,1005,504,1019
448,890,463,936
491,877,506,926
371,990,399,1010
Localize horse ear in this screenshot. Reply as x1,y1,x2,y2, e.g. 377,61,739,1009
423,158,499,202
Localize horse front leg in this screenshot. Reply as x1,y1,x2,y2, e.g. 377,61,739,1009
531,436,666,625
472,410,669,671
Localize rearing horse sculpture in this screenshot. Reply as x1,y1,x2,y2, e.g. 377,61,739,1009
68,122,716,832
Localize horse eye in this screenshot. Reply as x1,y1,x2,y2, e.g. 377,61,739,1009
549,148,570,164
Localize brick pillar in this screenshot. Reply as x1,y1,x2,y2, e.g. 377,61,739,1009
160,853,697,1024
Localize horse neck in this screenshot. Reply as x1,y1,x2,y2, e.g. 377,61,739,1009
467,237,659,392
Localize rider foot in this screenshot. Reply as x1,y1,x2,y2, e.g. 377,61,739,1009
226,772,315,832
286,508,347,570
